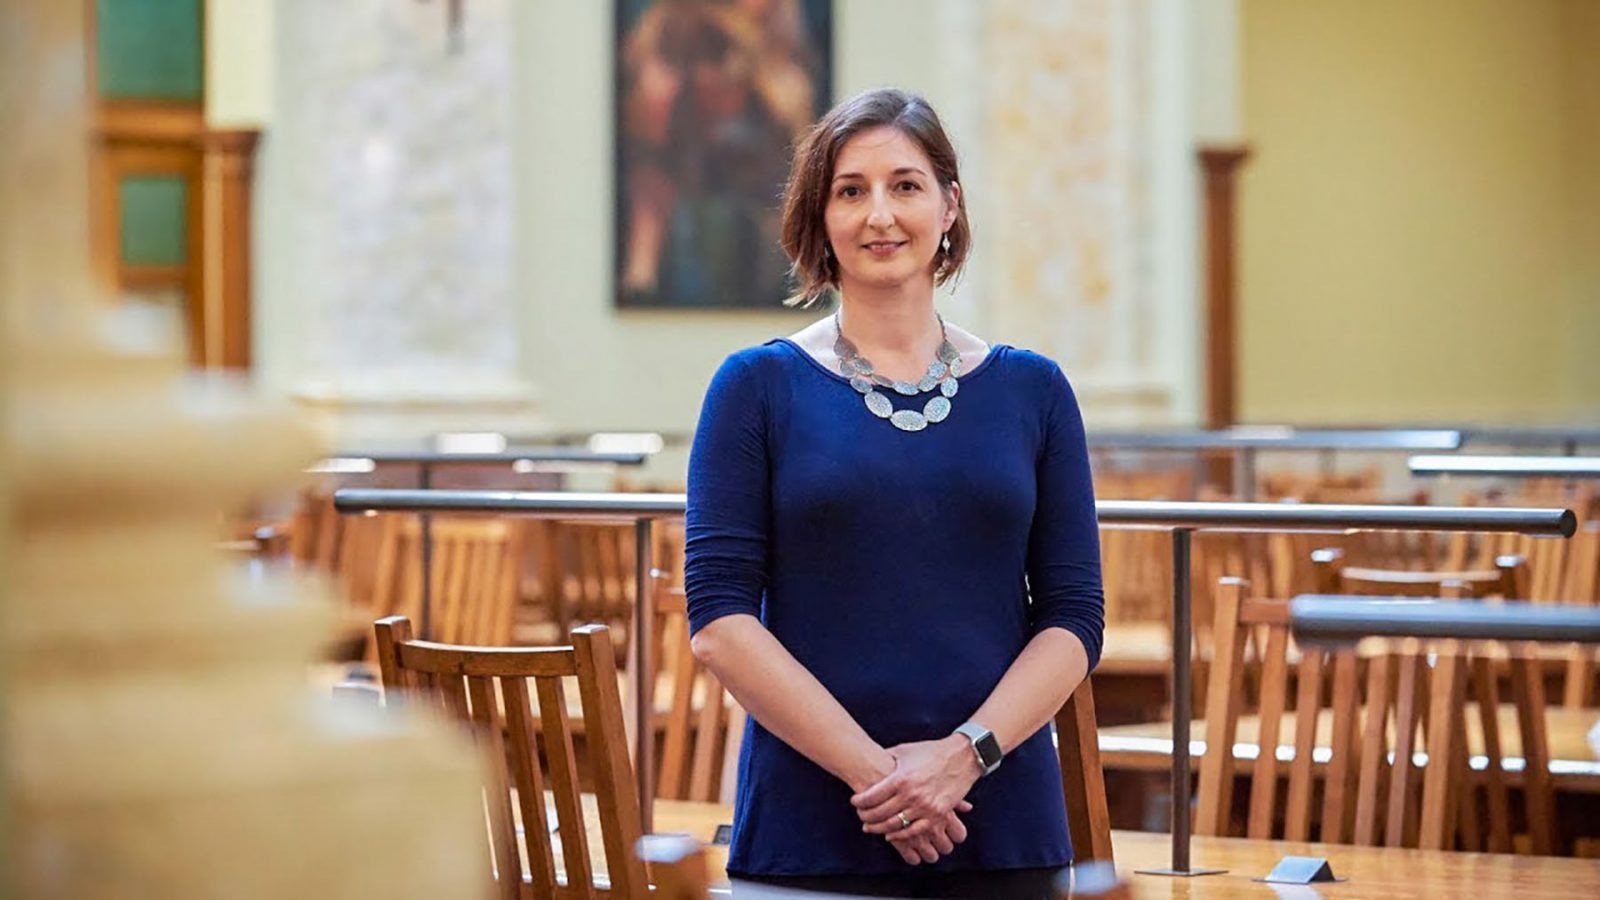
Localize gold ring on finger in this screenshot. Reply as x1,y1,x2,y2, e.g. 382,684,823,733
897,812,912,830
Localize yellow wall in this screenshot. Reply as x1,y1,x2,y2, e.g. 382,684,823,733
205,0,273,126
1564,0,1600,418
1239,0,1598,424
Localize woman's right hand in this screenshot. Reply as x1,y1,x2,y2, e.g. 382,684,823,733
849,749,971,865
885,802,972,865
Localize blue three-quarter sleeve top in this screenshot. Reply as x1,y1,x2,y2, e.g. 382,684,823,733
684,338,1105,877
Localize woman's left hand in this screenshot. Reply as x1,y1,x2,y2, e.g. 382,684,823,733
851,736,981,841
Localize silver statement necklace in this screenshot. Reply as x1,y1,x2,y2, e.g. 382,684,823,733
832,311,961,433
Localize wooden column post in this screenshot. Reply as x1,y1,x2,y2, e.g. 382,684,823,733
1199,145,1251,429
1199,145,1251,495
201,127,261,369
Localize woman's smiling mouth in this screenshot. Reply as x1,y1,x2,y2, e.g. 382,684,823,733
864,240,908,257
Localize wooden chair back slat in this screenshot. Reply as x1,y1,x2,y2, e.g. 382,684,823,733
658,623,697,799
720,704,746,805
1055,678,1114,863
532,682,593,896
1352,653,1394,845
572,625,648,898
1419,647,1465,850
501,676,558,896
1384,650,1425,848
688,673,730,802
1196,579,1247,837
1284,648,1324,842
533,673,596,898
440,672,471,722
1467,656,1513,853
1319,650,1362,843
1245,626,1290,839
1509,653,1556,855
466,674,522,900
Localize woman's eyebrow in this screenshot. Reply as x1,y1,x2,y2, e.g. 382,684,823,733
831,167,928,183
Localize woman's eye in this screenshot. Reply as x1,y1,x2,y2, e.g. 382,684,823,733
838,185,861,198
898,181,921,192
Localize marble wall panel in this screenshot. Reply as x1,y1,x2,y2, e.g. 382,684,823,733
272,0,523,414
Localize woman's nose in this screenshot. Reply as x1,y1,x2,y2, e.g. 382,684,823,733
865,189,894,229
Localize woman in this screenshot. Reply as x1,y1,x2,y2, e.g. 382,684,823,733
685,87,1104,898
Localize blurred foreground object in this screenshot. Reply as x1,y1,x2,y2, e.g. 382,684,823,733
2,2,487,896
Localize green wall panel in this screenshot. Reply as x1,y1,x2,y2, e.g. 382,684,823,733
119,175,189,266
96,0,203,101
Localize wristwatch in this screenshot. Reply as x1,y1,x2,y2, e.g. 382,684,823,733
954,721,1003,776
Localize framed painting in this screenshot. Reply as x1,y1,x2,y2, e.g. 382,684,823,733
615,0,832,309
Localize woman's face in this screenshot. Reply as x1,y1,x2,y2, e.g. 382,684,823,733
824,126,959,294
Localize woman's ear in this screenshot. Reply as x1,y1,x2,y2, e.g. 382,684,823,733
943,181,962,231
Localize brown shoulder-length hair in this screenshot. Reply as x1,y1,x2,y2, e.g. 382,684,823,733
779,88,971,307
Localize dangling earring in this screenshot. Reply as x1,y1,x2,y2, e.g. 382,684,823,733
940,232,951,255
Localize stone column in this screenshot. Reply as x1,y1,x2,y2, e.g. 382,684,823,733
2,4,488,895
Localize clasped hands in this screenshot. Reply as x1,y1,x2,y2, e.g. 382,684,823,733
849,735,983,866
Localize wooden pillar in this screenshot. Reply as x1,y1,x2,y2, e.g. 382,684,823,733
1199,146,1251,497
201,128,261,369
1199,145,1251,429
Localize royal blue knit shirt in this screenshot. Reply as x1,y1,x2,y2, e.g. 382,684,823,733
684,338,1105,877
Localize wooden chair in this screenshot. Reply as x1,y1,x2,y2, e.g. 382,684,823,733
1091,465,1195,501
364,517,520,648
1195,578,1556,854
373,616,648,899
1562,522,1600,707
1261,468,1383,504
550,521,638,659
1055,676,1114,863
1098,526,1171,625
1309,549,1563,852
1312,547,1525,598
650,582,742,804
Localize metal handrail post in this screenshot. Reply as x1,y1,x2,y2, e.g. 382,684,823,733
419,462,433,638
633,517,656,831
1135,527,1224,877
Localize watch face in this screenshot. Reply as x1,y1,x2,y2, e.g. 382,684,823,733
975,732,1003,769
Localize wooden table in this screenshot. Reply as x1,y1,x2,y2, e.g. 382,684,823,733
640,801,1600,897
1098,705,1600,793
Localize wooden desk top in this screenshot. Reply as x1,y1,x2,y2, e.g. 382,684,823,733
1098,706,1600,792
644,801,1600,897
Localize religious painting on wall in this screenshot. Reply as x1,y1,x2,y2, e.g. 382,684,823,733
615,0,832,309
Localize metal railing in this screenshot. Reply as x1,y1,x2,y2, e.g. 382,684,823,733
1409,454,1600,480
317,452,649,630
1290,596,1600,645
333,490,1575,866
1459,426,1600,456
1088,428,1463,499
